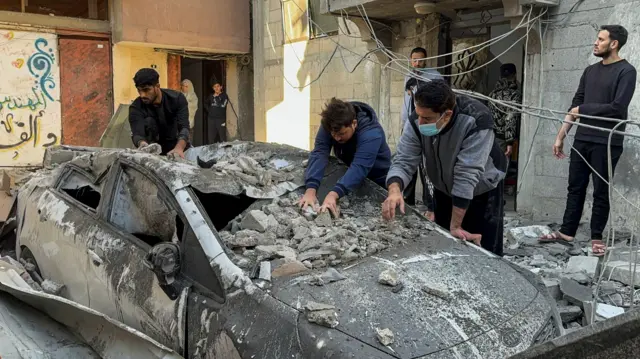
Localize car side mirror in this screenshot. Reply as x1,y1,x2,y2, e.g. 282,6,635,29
143,242,181,286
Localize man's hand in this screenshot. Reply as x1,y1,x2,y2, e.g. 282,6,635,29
320,191,340,218
424,211,435,221
298,188,318,211
137,141,149,149
167,147,185,159
451,227,481,246
382,183,405,221
569,106,580,117
553,138,566,159
505,145,512,156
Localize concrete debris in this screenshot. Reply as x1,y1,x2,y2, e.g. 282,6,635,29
41,279,64,295
375,328,394,346
378,269,399,287
560,278,592,308
271,259,308,278
241,210,270,233
602,260,640,287
543,279,561,300
595,303,624,319
258,261,271,281
558,305,582,323
221,194,428,272
391,282,405,293
562,271,590,285
305,301,339,328
564,256,599,279
421,284,451,300
308,268,347,286
507,225,552,246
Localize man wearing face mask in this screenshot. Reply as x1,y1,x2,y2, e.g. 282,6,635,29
382,80,507,256
299,98,391,217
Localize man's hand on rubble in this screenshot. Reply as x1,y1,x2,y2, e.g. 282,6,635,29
320,191,340,218
424,211,435,221
167,147,185,159
299,188,319,211
382,184,405,221
137,140,149,149
450,227,481,246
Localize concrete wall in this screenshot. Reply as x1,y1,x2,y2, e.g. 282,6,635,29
518,0,640,230
111,0,249,53
112,43,168,109
253,0,440,151
0,30,61,167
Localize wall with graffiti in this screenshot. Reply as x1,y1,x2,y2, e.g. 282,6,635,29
451,36,490,94
0,30,60,166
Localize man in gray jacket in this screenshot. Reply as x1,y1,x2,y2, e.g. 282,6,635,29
382,80,507,256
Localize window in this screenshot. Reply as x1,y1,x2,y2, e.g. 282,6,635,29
58,170,102,210
0,0,109,21
282,0,339,42
109,166,179,247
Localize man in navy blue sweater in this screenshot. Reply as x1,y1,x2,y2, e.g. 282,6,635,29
299,98,391,217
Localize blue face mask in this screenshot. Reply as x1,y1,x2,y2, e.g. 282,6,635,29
418,113,445,137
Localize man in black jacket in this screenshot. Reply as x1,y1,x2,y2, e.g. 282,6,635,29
541,25,637,256
128,68,190,157
205,80,229,143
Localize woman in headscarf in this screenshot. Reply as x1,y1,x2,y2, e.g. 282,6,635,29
181,79,198,140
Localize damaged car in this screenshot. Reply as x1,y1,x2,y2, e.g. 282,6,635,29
9,141,561,358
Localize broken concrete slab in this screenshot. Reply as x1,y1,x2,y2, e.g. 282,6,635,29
421,284,451,300
561,271,590,285
378,269,399,287
271,260,308,278
255,245,296,260
544,279,562,300
564,256,599,278
560,278,593,308
315,211,332,227
602,260,640,287
507,225,552,246
258,261,271,281
558,306,582,323
41,279,64,296
376,328,394,346
241,210,270,233
305,301,339,328
595,303,624,319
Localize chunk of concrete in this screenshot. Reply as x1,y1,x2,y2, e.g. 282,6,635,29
315,211,332,227
560,278,592,307
564,256,599,278
271,260,308,278
255,245,296,260
41,279,64,295
305,301,339,328
223,230,264,248
378,269,399,287
376,328,394,346
241,210,270,233
543,278,562,300
602,260,640,287
558,306,583,323
595,303,625,319
507,225,552,246
562,271,591,285
258,261,271,281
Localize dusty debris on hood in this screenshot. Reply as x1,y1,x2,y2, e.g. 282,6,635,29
421,284,451,300
223,191,431,275
41,279,65,295
305,301,339,328
308,268,347,286
376,328,394,346
378,268,399,287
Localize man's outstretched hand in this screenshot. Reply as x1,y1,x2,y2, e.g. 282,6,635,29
382,183,405,221
298,188,319,211
320,191,340,218
450,227,481,246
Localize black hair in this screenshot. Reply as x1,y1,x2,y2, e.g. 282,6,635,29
600,25,629,50
320,98,356,133
414,79,456,113
133,68,160,88
410,47,427,58
500,63,517,78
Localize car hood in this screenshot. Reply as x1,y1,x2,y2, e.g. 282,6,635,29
269,238,554,358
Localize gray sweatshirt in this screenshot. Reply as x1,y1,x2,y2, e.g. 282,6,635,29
387,94,507,209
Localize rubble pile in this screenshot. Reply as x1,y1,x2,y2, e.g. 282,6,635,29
503,216,640,333
220,191,429,276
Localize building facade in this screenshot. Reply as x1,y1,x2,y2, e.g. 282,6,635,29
0,0,251,167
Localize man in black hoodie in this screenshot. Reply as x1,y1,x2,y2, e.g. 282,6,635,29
299,98,391,217
205,80,229,143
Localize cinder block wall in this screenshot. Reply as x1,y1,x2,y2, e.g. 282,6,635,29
518,0,640,230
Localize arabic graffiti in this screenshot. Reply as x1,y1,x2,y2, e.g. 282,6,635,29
0,31,61,166
27,38,56,102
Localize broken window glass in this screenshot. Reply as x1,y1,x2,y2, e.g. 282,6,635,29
109,166,178,247
192,189,256,231
58,170,102,210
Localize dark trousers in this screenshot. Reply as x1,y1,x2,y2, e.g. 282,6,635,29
560,140,623,240
208,117,227,144
433,181,505,256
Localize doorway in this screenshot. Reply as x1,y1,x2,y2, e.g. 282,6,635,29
180,58,225,146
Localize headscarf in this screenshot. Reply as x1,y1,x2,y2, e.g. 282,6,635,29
181,79,198,128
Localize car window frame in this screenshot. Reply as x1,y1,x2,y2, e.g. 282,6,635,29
52,164,107,217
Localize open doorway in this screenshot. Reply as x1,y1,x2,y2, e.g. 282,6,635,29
180,58,226,146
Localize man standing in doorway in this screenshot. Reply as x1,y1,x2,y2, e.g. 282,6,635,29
488,63,522,161
205,80,229,143
129,68,190,158
540,25,636,256
383,80,507,256
401,47,443,221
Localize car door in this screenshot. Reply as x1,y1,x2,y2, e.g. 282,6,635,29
18,166,110,310
92,159,191,354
